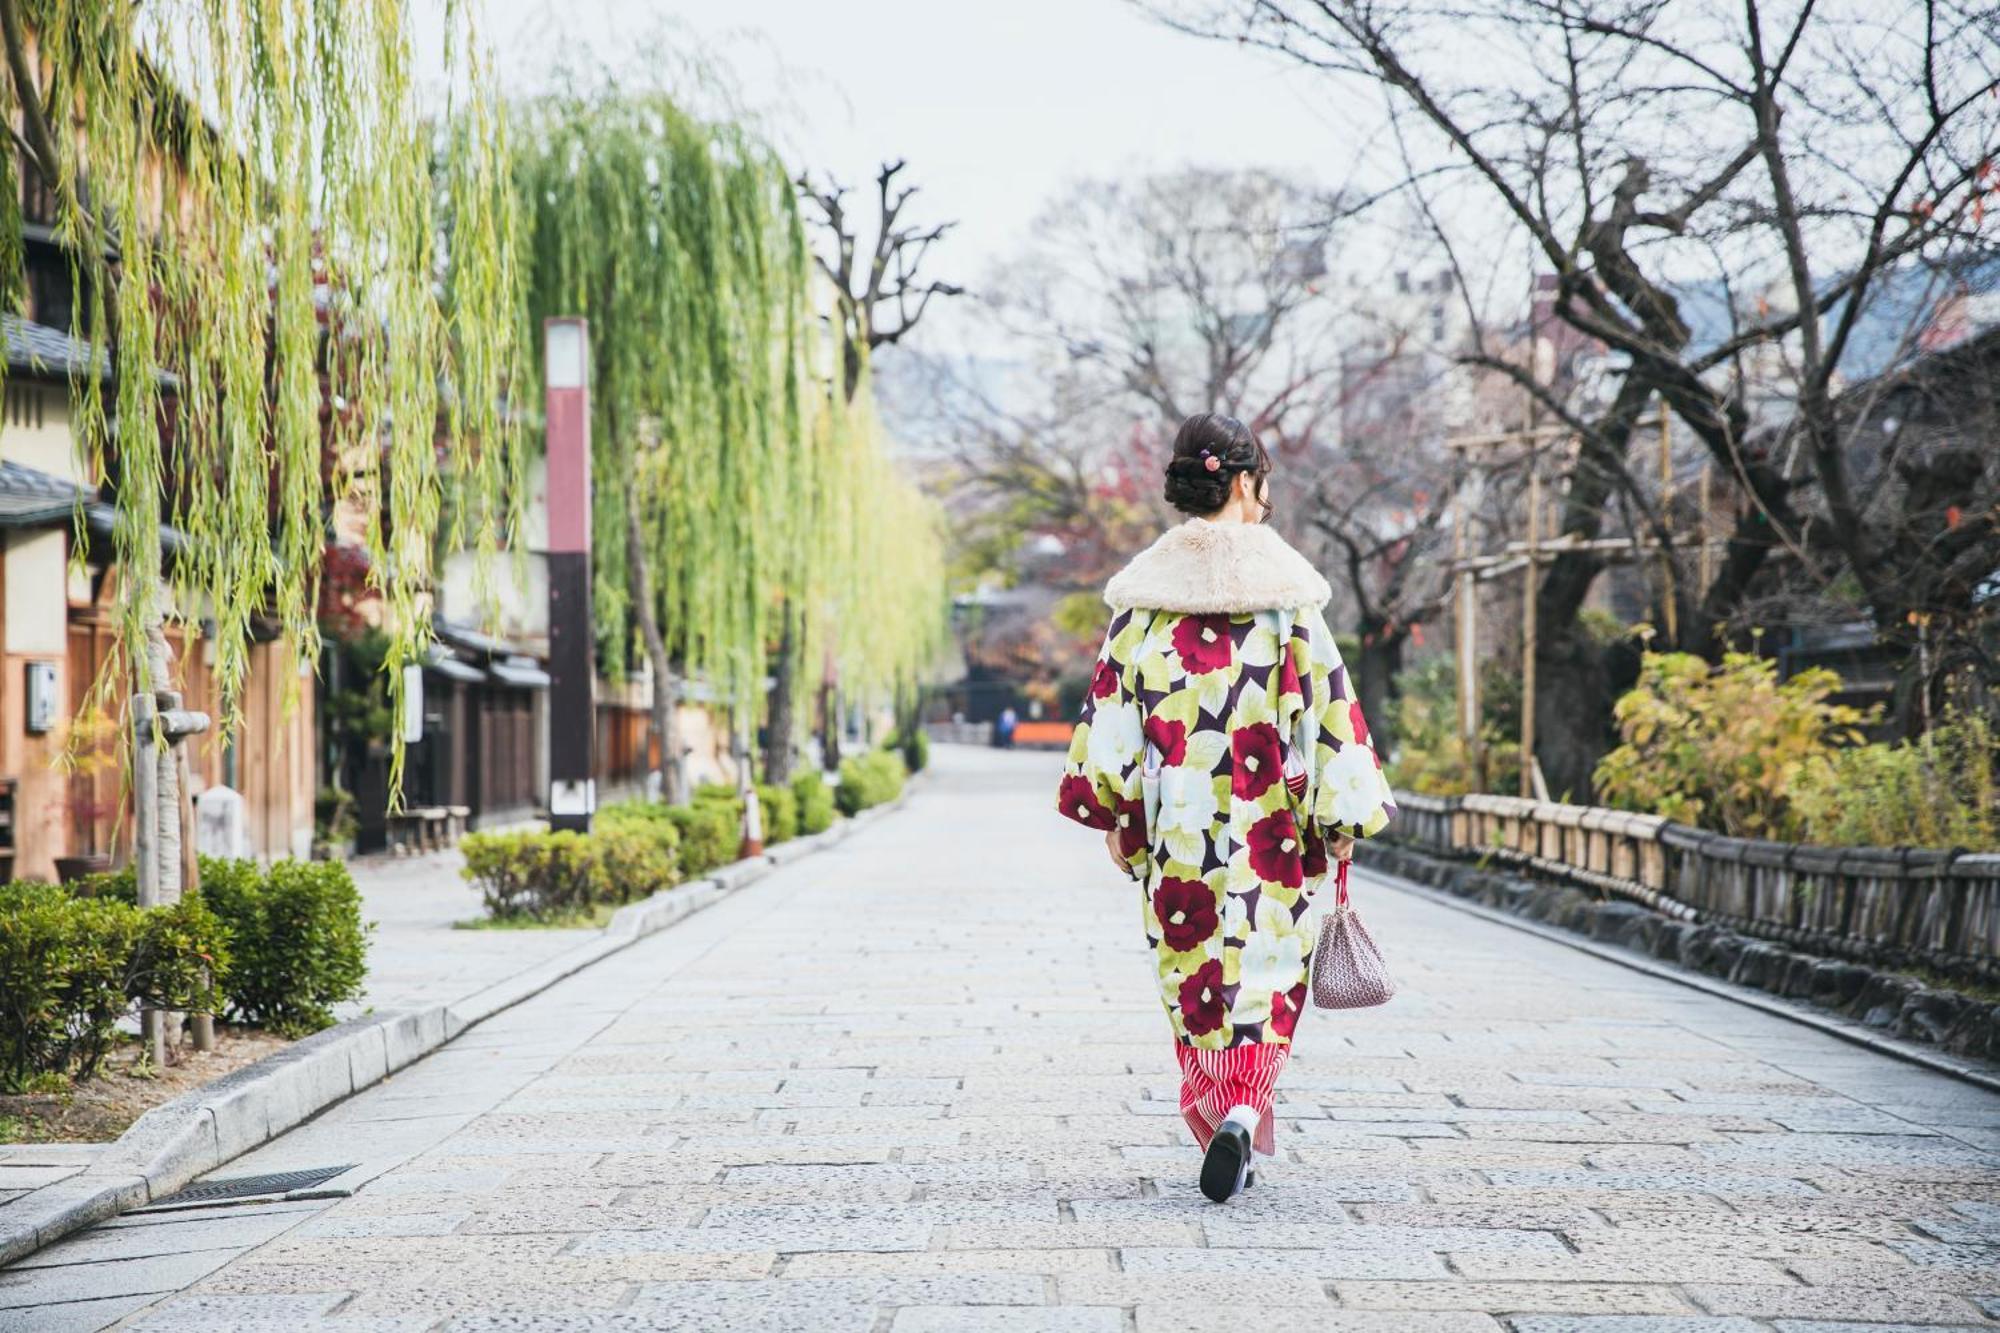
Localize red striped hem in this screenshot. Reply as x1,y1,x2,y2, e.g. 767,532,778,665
1176,1042,1290,1156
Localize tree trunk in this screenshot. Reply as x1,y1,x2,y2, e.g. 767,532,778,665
1353,618,1405,764
624,481,683,804
819,675,842,774
763,614,797,783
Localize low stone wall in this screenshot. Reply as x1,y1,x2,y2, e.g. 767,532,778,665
1359,836,2000,1066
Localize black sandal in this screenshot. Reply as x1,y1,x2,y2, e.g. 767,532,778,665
1200,1119,1252,1203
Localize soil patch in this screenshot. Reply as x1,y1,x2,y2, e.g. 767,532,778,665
0,1026,292,1145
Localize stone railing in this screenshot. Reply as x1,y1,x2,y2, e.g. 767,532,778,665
1388,789,2000,981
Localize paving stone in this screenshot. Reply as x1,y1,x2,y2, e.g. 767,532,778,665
1122,1245,1448,1279
1446,1252,1790,1283
0,1293,164,1333
1504,1312,1768,1320
784,1249,1113,1277
1767,1324,1998,1333
1685,1283,1985,1321
1056,1272,1329,1304
1332,1281,1691,1314
1135,1313,1502,1333
0,1248,241,1308
568,1221,931,1254
889,1309,1122,1333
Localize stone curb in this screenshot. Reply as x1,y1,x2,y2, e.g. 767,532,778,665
1357,839,2000,1097
0,774,923,1268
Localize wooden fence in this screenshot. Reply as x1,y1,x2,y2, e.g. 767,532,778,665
1388,789,2000,980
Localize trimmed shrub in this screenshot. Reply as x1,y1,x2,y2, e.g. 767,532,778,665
836,750,906,816
0,882,229,1090
757,782,798,845
201,857,370,1036
462,830,599,921
664,801,738,877
591,822,680,902
792,769,836,835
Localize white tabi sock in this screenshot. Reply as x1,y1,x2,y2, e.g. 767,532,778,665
1222,1103,1261,1136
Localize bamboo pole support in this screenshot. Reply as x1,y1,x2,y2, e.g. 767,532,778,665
1520,454,1539,801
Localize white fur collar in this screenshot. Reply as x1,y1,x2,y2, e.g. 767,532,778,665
1103,518,1332,615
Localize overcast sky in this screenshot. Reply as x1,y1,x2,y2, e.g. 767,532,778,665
457,0,1395,328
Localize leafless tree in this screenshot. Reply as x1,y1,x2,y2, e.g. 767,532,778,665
1153,0,2000,793
798,159,966,405
782,160,962,778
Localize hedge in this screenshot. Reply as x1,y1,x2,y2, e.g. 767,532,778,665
0,882,229,1091
757,782,798,845
199,858,370,1037
461,829,602,922
836,750,906,816
793,770,836,835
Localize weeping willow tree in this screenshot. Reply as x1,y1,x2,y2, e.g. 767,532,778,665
0,2,522,804
512,84,946,801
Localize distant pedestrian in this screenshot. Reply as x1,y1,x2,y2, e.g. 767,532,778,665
996,705,1018,749
1055,412,1396,1203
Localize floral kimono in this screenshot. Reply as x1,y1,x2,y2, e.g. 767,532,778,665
1057,517,1395,1156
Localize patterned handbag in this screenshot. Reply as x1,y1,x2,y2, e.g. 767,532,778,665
1311,861,1397,1009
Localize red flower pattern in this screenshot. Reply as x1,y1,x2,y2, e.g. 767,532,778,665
1268,981,1308,1038
1153,876,1219,952
1231,722,1283,801
1177,959,1228,1036
1091,658,1120,699
1301,826,1329,880
1349,700,1370,747
1143,715,1187,765
1114,795,1149,859
1170,614,1234,674
1057,774,1113,830
1246,810,1305,888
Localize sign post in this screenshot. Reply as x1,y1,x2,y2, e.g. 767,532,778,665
545,318,594,832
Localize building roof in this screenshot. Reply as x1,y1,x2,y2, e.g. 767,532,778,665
0,458,186,554
1,312,179,387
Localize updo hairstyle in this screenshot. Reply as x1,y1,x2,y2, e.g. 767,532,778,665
1162,413,1271,517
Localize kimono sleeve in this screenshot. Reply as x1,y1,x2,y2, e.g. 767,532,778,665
1293,605,1397,840
1056,610,1149,860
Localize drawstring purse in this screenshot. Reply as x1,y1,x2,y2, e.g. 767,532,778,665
1258,608,1396,1011
1311,861,1397,1009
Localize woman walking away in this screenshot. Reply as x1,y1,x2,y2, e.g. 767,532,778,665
1056,413,1396,1203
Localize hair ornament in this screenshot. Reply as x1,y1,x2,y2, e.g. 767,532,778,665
1201,450,1222,472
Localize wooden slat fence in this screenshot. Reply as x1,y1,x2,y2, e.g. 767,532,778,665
1388,789,2000,980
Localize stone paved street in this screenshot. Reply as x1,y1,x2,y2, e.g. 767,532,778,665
5,744,1999,1331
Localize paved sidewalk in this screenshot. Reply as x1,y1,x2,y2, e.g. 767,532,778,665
0,834,589,1225
336,848,598,1017
6,744,1999,1331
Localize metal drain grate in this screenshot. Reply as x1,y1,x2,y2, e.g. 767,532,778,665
155,1164,356,1206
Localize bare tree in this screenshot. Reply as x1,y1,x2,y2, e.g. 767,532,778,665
1154,0,2000,793
785,160,961,777
798,160,966,405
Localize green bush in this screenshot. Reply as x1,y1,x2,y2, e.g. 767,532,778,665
757,782,798,845
792,769,836,834
461,830,599,921
881,727,929,775
835,750,906,816
1594,652,1868,840
200,857,370,1036
664,800,738,877
74,865,137,905
0,882,229,1090
1790,711,1996,849
591,821,680,901
1383,657,1522,797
